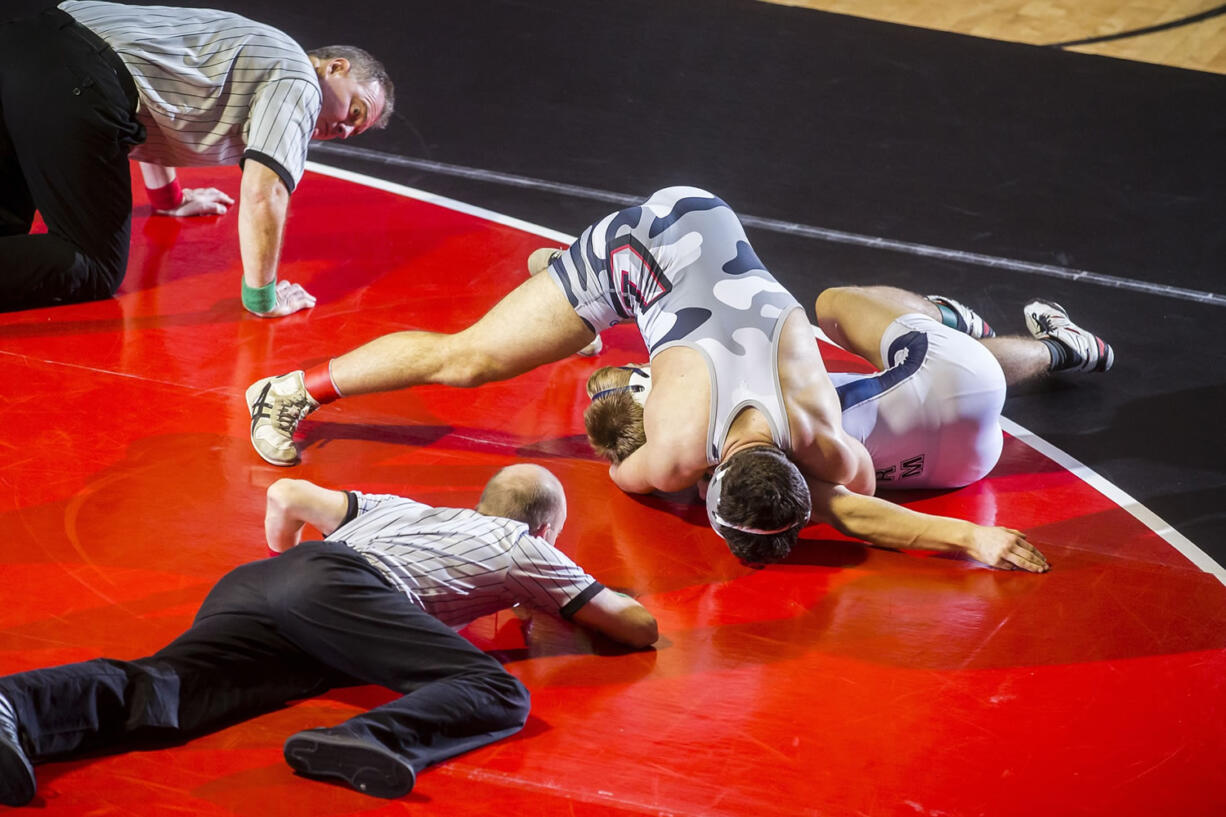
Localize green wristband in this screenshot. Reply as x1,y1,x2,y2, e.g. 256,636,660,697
241,279,277,313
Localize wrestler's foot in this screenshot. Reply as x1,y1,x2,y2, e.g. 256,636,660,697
925,294,996,338
576,335,603,356
1024,299,1114,373
284,728,416,799
246,371,319,466
526,247,562,276
527,247,602,356
0,694,35,807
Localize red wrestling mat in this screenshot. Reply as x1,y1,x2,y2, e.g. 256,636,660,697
2,165,1223,817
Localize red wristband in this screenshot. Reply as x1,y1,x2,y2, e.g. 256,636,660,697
303,361,343,404
146,179,184,211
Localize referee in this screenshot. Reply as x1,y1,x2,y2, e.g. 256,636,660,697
0,1,394,314
0,464,656,803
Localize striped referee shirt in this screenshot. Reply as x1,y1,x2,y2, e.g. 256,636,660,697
61,0,320,192
326,491,605,629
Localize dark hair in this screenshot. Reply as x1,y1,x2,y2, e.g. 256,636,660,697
477,465,563,531
307,45,396,128
714,447,811,564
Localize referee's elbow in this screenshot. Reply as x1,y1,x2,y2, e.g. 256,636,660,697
623,608,660,649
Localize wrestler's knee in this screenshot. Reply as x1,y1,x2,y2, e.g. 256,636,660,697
814,285,885,314
814,286,868,332
441,326,541,388
814,286,849,320
439,346,504,388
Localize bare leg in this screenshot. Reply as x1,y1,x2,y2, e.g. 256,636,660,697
978,337,1050,388
247,265,598,466
330,271,596,395
814,286,941,369
815,285,1054,388
527,246,602,356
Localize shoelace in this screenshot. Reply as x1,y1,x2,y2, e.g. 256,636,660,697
273,397,311,432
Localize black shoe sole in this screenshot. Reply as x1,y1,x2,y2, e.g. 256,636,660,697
284,732,415,799
0,739,35,807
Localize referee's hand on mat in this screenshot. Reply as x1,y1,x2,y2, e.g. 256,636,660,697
155,187,235,217
251,279,317,317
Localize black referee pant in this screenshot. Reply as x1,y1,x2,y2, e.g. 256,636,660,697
0,541,530,777
0,8,144,310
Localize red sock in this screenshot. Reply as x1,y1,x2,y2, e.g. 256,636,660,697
303,361,342,404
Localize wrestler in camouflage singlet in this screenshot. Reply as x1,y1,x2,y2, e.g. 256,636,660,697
547,187,803,465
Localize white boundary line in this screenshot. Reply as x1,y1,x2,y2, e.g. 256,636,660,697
305,161,576,244
307,161,1226,585
310,146,1226,307
999,417,1226,585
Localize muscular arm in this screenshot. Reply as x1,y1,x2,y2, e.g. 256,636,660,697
263,478,352,553
608,372,710,494
237,159,316,316
238,159,290,290
779,309,872,489
608,448,659,494
609,441,705,494
569,588,659,648
809,480,1049,572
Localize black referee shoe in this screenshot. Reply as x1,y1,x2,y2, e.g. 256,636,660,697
284,728,416,799
0,694,35,807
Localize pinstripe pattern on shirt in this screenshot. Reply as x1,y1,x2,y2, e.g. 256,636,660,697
61,0,320,191
325,492,602,628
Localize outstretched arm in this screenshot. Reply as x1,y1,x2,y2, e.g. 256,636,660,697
263,478,352,552
570,588,659,648
809,480,1049,572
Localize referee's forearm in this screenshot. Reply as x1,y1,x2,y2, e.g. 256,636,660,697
238,165,289,288
137,161,175,189
238,198,287,287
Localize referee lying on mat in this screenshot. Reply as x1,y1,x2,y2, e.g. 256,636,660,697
0,1,393,314
0,464,656,804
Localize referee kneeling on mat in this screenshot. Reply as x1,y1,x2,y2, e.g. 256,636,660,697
0,0,393,314
0,464,657,804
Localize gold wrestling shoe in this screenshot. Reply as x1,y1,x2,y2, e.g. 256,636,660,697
246,371,319,466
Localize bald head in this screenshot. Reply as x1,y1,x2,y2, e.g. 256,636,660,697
476,464,568,542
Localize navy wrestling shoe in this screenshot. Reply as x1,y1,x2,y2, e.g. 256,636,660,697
0,694,35,807
925,294,996,338
284,727,416,799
